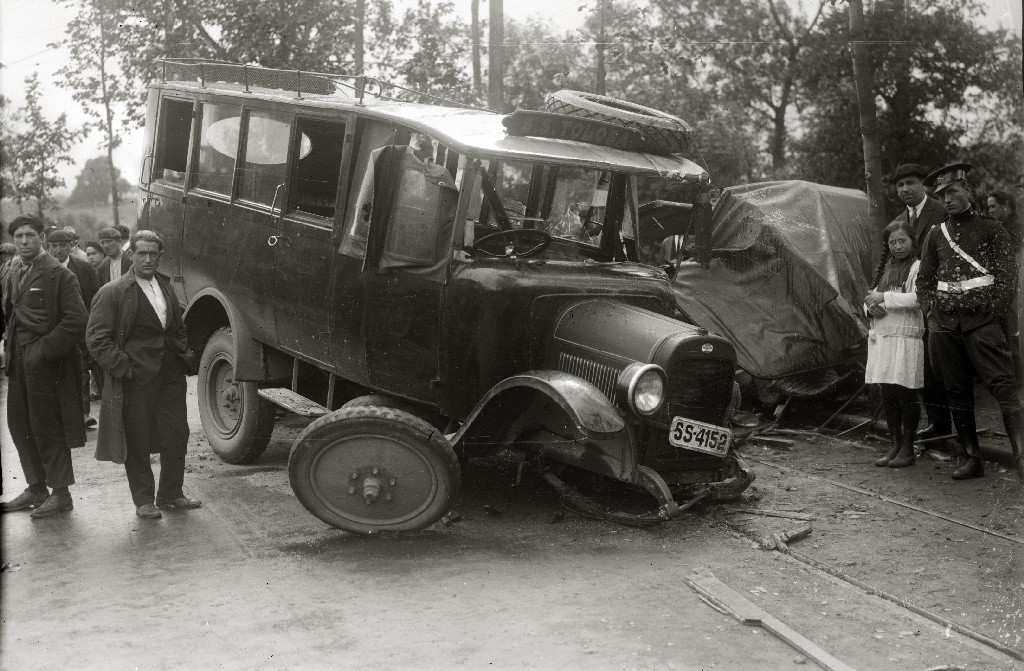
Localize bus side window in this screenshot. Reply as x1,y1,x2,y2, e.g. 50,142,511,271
192,103,241,196
154,98,193,185
289,118,346,220
238,110,291,207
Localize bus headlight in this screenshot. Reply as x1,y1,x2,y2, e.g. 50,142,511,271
617,363,666,417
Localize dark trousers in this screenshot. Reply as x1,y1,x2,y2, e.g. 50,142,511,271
929,320,1021,415
878,383,921,440
123,355,189,506
922,328,951,430
80,349,91,414
6,343,75,488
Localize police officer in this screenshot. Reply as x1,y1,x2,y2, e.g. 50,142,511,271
916,163,1024,481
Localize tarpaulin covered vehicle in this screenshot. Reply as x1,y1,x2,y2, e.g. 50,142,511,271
670,181,875,389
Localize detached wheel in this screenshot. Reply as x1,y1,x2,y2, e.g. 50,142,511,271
197,327,275,464
544,89,693,155
289,406,460,534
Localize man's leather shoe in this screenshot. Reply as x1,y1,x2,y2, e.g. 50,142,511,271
84,415,97,429
136,503,162,519
1,489,49,513
29,492,73,518
156,496,202,509
916,424,953,442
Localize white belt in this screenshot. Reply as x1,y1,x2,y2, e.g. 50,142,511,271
936,275,994,294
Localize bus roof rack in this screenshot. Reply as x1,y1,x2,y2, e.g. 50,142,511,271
158,58,493,112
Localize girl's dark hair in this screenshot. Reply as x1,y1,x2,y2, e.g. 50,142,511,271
871,219,917,288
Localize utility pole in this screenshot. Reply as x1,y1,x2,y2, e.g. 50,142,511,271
487,0,504,111
354,0,365,74
471,0,483,97
848,0,885,228
595,0,607,95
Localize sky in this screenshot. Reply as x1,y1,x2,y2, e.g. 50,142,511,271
0,0,1021,197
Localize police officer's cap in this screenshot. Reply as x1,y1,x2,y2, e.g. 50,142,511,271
925,162,972,195
47,229,76,243
888,163,928,183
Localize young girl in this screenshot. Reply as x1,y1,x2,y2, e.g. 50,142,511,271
864,220,925,467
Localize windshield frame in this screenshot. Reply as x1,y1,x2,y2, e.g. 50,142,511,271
458,157,638,261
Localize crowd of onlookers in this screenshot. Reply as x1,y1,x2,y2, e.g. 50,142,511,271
864,162,1023,483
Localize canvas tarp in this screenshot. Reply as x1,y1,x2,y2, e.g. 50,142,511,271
671,180,876,380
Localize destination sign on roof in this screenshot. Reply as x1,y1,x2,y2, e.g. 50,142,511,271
502,111,647,153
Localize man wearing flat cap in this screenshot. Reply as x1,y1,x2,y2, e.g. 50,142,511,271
1,214,88,517
97,227,132,286
48,229,100,429
916,163,1024,481
888,163,953,445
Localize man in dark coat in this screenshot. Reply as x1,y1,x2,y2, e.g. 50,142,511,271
916,163,1023,481
889,163,953,445
48,229,100,428
88,230,201,519
96,227,132,286
1,214,88,518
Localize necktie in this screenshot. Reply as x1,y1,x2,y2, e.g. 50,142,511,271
908,208,918,231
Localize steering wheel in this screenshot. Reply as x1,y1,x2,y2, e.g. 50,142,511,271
473,229,551,258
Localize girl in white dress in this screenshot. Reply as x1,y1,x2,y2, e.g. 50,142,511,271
864,220,925,467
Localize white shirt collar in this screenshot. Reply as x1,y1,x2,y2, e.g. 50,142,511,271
60,256,70,267
908,196,926,219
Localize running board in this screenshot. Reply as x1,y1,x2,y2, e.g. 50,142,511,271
257,388,329,417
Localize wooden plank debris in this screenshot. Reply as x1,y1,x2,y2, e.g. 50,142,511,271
725,507,816,522
685,568,856,671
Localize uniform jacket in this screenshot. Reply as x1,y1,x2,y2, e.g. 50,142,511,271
3,251,88,449
87,269,196,463
890,195,947,254
96,254,133,287
916,210,1016,331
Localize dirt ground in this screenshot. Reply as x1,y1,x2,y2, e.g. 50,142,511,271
2,379,1022,670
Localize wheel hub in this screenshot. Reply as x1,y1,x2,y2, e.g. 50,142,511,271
347,467,397,505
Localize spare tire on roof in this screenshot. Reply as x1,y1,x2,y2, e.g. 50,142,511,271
544,90,693,155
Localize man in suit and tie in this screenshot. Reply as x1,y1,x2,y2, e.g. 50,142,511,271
1,214,88,518
96,227,132,286
48,229,100,429
88,230,201,519
888,163,953,445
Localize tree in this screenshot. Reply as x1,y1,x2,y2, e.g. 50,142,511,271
502,19,584,111
54,0,135,227
488,0,506,110
795,0,1024,203
0,95,27,214
66,156,132,207
5,73,81,217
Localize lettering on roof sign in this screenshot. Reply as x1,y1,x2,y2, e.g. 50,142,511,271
502,111,646,153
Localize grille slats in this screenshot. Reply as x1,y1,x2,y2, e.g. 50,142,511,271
558,352,620,400
666,357,734,424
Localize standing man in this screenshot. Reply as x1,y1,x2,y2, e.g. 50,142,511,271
88,230,201,519
987,191,1020,252
916,164,1024,481
888,163,952,444
61,226,91,263
96,227,131,286
1,214,88,517
48,229,100,429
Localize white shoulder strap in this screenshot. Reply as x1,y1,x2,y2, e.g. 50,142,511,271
940,222,988,275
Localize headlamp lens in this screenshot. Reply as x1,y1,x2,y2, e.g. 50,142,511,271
633,369,665,415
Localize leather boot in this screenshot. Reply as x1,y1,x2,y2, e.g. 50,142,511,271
1001,410,1024,483
951,410,984,480
888,433,916,468
876,433,902,467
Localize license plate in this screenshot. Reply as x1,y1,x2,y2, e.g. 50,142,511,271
668,417,732,456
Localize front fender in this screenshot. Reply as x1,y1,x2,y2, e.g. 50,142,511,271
450,370,625,446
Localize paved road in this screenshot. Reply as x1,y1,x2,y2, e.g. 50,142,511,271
2,379,1021,670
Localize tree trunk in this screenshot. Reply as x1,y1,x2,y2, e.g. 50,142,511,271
848,0,886,229
595,0,607,95
487,0,504,111
97,3,120,227
471,0,482,96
